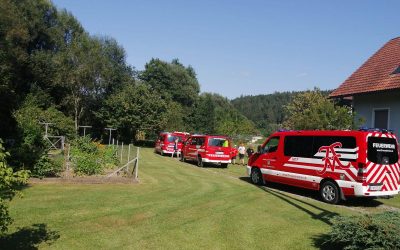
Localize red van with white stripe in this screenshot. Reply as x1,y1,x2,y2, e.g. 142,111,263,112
247,129,400,204
181,134,232,168
154,131,189,156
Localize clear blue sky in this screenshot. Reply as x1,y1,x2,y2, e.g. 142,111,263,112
52,0,400,99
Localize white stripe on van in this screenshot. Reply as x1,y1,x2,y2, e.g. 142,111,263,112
284,163,323,170
283,163,356,182
288,157,351,165
334,147,359,153
313,152,358,159
260,168,322,183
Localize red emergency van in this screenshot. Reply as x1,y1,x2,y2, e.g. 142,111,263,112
247,129,400,204
181,134,233,168
154,131,189,156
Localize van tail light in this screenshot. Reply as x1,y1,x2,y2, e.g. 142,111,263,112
357,163,367,183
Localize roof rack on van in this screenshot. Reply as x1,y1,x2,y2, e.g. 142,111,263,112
358,127,393,134
173,131,190,135
277,129,292,132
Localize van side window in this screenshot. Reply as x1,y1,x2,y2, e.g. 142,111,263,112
284,136,314,158
313,136,357,162
190,138,197,145
263,137,280,153
197,137,205,146
313,136,356,150
284,136,357,160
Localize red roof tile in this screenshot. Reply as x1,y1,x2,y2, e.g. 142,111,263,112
330,37,400,97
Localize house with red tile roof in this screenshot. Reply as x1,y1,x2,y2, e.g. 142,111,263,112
330,37,400,136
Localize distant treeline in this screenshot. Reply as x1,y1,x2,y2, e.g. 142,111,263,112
231,90,331,135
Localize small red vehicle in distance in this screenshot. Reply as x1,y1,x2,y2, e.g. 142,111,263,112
181,134,233,168
154,131,190,156
247,129,400,204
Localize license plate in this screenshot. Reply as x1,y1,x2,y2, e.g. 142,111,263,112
369,185,382,191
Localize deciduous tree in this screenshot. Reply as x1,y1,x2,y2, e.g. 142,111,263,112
97,83,168,142
283,88,361,130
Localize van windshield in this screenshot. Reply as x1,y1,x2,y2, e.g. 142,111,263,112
367,137,399,164
208,138,229,147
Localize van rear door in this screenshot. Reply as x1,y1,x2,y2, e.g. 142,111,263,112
207,137,231,160
366,136,399,192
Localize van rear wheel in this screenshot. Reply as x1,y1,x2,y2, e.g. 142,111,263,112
250,168,263,185
320,181,340,204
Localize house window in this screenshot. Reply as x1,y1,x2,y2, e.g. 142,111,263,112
373,109,389,129
391,65,400,75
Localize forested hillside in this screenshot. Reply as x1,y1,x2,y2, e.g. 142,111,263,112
231,90,331,135
0,0,257,170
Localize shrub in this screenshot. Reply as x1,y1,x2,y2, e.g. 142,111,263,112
100,146,118,169
323,212,400,250
70,136,118,175
11,92,75,170
71,136,98,154
73,153,102,176
32,155,63,178
0,139,29,234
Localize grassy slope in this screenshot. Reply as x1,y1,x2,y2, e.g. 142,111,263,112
7,148,370,249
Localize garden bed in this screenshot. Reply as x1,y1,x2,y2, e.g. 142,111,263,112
28,176,138,184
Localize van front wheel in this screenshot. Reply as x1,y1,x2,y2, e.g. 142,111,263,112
320,181,340,204
250,168,263,185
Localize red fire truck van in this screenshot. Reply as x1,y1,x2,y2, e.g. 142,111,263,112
181,134,233,168
247,129,400,204
154,131,189,156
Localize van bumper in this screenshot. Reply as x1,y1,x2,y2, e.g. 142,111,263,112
202,158,231,164
246,166,252,176
337,180,399,197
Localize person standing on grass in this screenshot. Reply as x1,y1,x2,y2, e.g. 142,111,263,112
238,143,246,166
246,145,254,159
172,137,179,159
231,145,238,165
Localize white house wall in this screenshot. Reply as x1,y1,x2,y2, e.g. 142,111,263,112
353,90,400,137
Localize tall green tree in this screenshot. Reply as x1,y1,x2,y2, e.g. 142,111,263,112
52,34,133,132
140,58,200,107
283,88,361,130
96,83,168,142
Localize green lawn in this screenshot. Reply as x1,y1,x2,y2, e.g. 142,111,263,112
5,147,397,249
